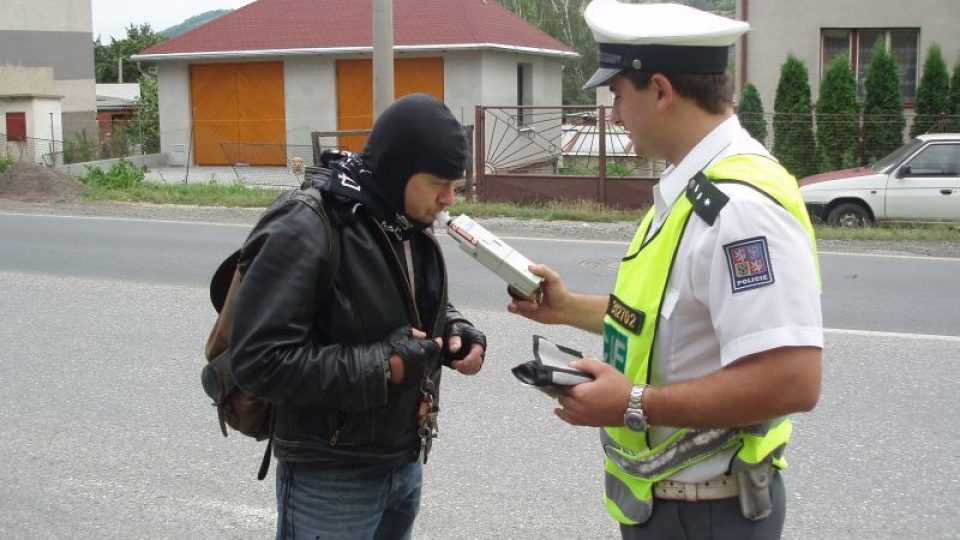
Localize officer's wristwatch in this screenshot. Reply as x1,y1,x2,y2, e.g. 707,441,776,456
624,384,649,432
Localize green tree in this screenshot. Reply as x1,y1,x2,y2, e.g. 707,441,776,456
773,54,816,178
94,24,166,83
126,72,160,154
911,44,951,136
861,40,904,163
815,54,860,171
737,83,767,144
950,59,960,131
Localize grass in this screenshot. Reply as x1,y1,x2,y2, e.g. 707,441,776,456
813,222,960,241
79,181,960,241
83,181,284,207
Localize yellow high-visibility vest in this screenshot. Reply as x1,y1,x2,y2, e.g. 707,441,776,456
601,154,819,525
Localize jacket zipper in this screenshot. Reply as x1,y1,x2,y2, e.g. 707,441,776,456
367,216,423,329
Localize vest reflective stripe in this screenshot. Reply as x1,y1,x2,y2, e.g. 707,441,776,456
605,471,653,524
600,154,818,525
601,427,741,477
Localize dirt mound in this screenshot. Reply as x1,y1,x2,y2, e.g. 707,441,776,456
0,161,87,202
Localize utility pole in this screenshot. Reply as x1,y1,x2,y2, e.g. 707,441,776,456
373,0,394,119
118,56,123,83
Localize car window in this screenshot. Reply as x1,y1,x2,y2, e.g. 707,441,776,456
902,143,960,177
873,138,924,172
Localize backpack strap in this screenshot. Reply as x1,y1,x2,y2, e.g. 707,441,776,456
254,185,340,481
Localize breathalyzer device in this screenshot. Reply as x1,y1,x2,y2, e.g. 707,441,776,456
436,211,541,299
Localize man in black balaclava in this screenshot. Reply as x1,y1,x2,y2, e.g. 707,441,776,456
229,93,487,540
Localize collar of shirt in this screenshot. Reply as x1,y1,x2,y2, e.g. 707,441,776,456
651,115,749,231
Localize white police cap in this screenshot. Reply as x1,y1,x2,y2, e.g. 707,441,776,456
582,0,750,90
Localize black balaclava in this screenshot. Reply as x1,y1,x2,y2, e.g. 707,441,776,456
320,94,466,240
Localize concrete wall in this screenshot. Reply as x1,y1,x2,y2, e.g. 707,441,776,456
0,0,96,142
739,0,960,107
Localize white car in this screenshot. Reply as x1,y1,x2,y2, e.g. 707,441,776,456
799,133,960,226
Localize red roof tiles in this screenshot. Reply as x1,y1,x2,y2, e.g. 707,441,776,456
140,0,574,57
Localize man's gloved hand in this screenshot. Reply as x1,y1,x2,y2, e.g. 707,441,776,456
385,325,441,385
443,320,487,375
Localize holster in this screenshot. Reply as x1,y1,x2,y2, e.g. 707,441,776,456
734,458,776,521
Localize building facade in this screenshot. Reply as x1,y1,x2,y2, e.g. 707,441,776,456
134,0,575,167
737,0,960,109
0,0,97,145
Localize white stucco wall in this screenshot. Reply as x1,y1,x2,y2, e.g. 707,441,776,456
444,51,484,127
156,63,192,166
0,0,91,33
283,56,338,154
0,95,62,163
739,0,960,108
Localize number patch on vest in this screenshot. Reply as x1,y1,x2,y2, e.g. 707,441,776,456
724,236,775,293
606,294,645,335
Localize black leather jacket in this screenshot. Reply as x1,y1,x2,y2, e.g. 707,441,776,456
229,182,466,466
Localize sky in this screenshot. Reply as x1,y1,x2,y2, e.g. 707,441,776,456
91,0,255,41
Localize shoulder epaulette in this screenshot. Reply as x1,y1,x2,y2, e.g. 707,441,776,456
685,171,729,226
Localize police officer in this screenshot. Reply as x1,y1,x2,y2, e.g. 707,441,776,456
508,2,823,538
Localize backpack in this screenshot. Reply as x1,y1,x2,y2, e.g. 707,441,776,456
200,180,339,479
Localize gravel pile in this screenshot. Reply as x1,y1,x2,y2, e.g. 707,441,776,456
0,162,88,202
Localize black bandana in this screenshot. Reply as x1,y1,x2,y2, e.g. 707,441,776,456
321,152,421,240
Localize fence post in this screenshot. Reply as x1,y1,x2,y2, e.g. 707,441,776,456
474,106,484,202
464,125,475,202
310,131,322,166
598,105,607,206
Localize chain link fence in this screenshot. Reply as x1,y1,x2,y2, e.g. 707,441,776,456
740,112,960,178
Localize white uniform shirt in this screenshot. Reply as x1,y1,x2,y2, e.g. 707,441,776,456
644,115,823,482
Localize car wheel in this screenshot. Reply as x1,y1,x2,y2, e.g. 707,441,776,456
826,203,871,227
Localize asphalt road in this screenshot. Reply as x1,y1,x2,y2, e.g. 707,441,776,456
0,211,958,539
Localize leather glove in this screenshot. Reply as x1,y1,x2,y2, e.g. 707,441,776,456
385,325,440,384
442,320,487,366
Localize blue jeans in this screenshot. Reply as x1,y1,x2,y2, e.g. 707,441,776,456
275,459,423,540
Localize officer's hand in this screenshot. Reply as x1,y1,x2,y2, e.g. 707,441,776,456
554,359,632,427
443,321,487,375
507,264,571,325
386,326,441,385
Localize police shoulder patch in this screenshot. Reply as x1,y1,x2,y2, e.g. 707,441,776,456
723,236,775,293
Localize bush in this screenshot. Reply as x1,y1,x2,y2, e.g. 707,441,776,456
79,158,146,189
773,54,817,178
63,130,98,163
861,40,905,163
816,54,860,171
738,83,768,144
0,155,13,174
911,44,951,136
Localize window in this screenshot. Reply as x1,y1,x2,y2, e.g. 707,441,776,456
5,112,27,141
904,143,960,176
820,28,919,104
517,63,533,128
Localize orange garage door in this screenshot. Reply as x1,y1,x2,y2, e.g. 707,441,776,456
336,58,444,152
190,62,286,166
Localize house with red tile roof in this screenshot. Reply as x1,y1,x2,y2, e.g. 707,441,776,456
132,0,576,167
